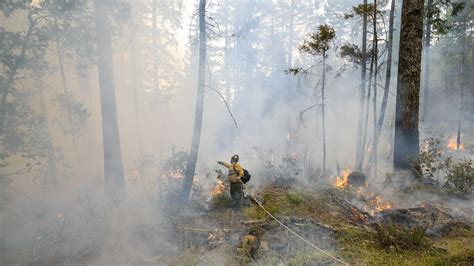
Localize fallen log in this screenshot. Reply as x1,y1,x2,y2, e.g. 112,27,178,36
241,219,267,225
174,226,232,233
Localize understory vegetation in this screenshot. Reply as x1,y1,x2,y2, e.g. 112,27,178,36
235,185,473,265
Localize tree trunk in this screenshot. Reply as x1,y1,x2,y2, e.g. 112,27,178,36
131,30,143,157
372,0,378,177
457,17,466,150
224,0,230,102
94,0,125,188
322,54,327,175
37,78,58,193
370,0,395,169
422,0,433,122
288,0,295,67
470,30,474,126
55,19,81,166
393,0,424,170
355,0,368,171
361,27,375,170
152,0,160,92
181,0,206,201
287,0,295,151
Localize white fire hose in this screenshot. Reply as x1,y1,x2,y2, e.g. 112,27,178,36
245,188,348,265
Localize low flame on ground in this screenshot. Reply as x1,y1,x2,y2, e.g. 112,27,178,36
356,188,393,215
333,169,351,190
334,170,393,215
211,178,226,196
447,135,464,151
366,195,393,215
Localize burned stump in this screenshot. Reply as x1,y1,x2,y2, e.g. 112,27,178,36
347,172,366,187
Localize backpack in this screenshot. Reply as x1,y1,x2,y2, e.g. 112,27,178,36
241,169,251,184
233,164,251,184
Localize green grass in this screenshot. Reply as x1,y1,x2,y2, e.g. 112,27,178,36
286,192,304,205
243,188,330,220
336,222,474,265
287,249,334,265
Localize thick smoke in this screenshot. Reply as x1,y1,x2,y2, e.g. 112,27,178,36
0,0,472,264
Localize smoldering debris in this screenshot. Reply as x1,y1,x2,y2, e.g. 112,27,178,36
373,204,472,238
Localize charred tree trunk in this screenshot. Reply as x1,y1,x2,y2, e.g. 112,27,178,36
370,0,395,169
393,0,424,170
94,0,125,188
355,0,368,171
422,0,433,122
181,0,206,201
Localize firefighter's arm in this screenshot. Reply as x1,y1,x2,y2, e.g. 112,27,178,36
218,161,232,168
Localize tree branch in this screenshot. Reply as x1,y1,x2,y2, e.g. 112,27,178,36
204,85,238,128
298,104,322,126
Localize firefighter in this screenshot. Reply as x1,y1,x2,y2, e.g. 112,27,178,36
217,154,244,208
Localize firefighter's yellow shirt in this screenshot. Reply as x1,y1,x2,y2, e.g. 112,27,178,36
222,162,244,183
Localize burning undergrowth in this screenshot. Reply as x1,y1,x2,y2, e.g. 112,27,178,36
332,169,394,215
151,172,474,265
167,185,342,265
149,141,473,265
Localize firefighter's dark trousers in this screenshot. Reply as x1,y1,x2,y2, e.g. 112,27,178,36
230,182,243,208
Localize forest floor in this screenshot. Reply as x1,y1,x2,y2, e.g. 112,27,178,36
165,182,473,265
1,179,472,265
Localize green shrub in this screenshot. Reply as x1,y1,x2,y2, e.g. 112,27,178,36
286,193,304,205
374,223,430,251
411,138,473,194
443,158,473,194
414,137,445,178
211,193,232,209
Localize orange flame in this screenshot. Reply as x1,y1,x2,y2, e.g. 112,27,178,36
356,189,393,215
211,179,226,196
333,169,393,214
366,195,393,215
355,186,394,215
447,135,464,151
333,169,351,190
